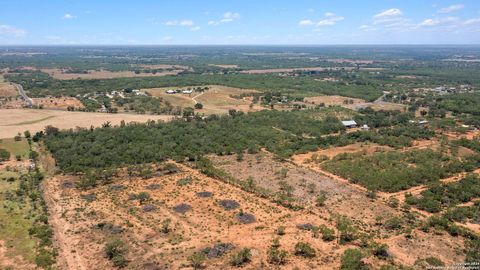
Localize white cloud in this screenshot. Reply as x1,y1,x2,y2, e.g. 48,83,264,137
299,20,315,26
438,4,464,14
209,12,241,26
164,20,198,31
464,18,480,25
317,16,344,26
0,25,27,38
62,13,76,20
190,26,201,31
373,8,403,24
163,36,173,41
179,20,194,27
307,8,315,13
299,13,344,29
419,17,458,27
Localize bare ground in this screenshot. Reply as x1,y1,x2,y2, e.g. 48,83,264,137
0,109,173,139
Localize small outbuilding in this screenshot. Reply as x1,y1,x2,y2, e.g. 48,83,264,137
341,120,358,128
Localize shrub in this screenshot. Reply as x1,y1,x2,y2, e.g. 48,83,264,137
104,239,128,268
319,225,335,242
294,242,316,258
230,248,251,267
316,191,327,206
276,226,286,235
268,246,288,265
35,248,55,268
188,252,206,269
341,249,367,270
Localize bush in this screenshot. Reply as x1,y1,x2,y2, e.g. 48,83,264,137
35,248,55,268
230,248,251,267
341,249,367,270
105,239,128,268
294,242,316,258
316,191,327,206
268,246,288,265
319,225,335,242
188,252,206,269
0,149,10,162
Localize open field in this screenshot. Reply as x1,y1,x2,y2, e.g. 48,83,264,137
45,162,343,270
41,68,186,80
239,67,355,74
32,97,85,110
208,64,239,69
43,159,468,269
0,138,30,158
0,109,173,139
304,95,366,107
0,76,17,97
145,85,264,114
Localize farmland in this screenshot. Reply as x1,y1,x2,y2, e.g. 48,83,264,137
0,109,173,139
1,45,480,269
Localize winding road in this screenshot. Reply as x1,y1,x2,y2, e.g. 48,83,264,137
12,83,33,107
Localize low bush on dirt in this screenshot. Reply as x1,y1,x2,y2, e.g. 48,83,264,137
341,249,367,270
104,239,128,268
230,248,252,267
294,242,316,258
188,252,206,269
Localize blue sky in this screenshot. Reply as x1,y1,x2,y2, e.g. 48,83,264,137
1,0,480,45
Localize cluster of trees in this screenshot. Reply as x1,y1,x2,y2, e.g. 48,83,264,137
6,71,384,102
41,109,345,172
322,149,480,192
406,174,480,213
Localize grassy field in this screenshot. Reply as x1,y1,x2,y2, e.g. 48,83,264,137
0,138,30,158
0,173,37,266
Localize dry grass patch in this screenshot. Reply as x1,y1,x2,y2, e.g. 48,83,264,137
41,68,185,80
0,109,173,139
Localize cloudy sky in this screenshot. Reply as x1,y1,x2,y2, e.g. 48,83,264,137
1,0,480,45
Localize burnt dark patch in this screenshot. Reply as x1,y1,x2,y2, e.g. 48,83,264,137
196,191,213,198
296,223,315,231
145,184,161,190
202,243,235,259
109,184,126,191
62,181,74,189
142,204,157,212
81,193,96,202
218,199,240,210
94,222,124,234
236,212,256,224
173,203,192,214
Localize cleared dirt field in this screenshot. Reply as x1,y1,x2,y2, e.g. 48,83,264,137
304,95,366,107
145,85,264,115
239,67,355,74
41,68,185,80
208,64,239,69
32,97,84,110
0,109,173,139
44,162,346,270
209,152,466,266
292,143,391,160
0,76,17,97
